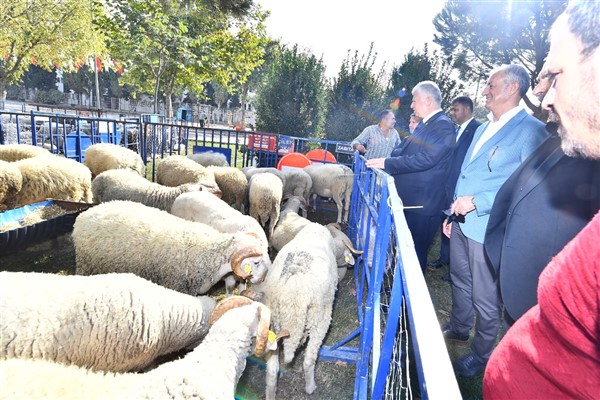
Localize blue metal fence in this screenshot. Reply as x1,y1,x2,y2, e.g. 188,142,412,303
346,155,461,400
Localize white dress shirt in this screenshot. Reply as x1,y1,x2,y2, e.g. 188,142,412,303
470,106,523,160
456,117,474,142
423,108,443,124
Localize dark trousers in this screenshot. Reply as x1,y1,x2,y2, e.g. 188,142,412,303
404,212,439,271
439,227,450,264
448,223,502,361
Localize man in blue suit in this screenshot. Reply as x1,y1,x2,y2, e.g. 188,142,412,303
442,64,548,377
429,96,481,272
367,81,455,270
484,69,600,326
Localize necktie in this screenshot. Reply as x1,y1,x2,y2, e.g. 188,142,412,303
455,126,461,142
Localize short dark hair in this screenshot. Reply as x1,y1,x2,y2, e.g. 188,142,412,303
379,110,394,121
566,0,600,58
409,113,422,122
451,96,474,111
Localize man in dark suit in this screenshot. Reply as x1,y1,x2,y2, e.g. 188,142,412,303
429,96,481,272
484,71,600,326
367,81,455,270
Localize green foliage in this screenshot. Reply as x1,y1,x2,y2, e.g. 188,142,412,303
33,89,65,105
22,66,57,91
388,45,464,132
0,0,106,99
255,45,327,138
324,44,387,142
433,0,567,116
98,0,268,116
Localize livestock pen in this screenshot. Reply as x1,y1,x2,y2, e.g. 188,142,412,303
1,109,460,399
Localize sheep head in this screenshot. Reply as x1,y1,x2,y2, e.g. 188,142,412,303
200,182,222,198
230,233,270,283
209,296,276,357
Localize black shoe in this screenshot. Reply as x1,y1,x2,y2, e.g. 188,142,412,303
427,259,448,271
452,353,486,378
442,328,469,342
441,273,453,283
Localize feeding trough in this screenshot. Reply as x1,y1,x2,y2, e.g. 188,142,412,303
0,199,93,255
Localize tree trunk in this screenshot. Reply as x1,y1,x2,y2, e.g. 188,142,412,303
240,83,248,129
165,89,173,119
153,75,160,115
0,78,7,101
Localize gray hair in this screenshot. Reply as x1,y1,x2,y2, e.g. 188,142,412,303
493,64,530,98
566,0,600,58
412,81,442,107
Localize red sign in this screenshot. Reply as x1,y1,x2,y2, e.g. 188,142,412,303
248,133,277,152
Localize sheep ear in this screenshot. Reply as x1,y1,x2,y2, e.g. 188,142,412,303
240,289,264,302
327,222,342,231
254,303,271,357
343,238,363,255
276,329,290,341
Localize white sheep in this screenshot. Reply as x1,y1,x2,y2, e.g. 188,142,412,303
207,165,248,212
254,223,339,399
0,160,22,211
248,172,283,239
304,163,354,223
92,169,203,212
73,200,269,295
281,168,312,216
83,143,145,179
0,271,215,373
0,143,50,162
188,151,229,167
243,166,286,187
156,154,222,196
271,197,362,279
11,155,92,207
171,190,271,294
0,296,274,400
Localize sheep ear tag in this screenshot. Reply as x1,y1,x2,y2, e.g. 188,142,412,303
345,255,351,263
244,263,253,275
267,330,278,351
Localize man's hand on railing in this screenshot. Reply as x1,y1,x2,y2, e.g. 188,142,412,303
366,158,385,169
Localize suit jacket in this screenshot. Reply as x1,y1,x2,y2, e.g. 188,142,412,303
384,111,455,216
484,134,600,321
455,109,547,243
445,118,481,207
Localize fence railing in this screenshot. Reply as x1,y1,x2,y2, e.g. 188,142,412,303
347,154,461,400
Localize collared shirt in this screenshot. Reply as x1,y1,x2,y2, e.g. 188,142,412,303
456,117,474,142
351,124,401,159
470,106,523,160
423,108,443,124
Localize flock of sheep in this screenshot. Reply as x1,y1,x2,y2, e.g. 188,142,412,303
0,142,361,399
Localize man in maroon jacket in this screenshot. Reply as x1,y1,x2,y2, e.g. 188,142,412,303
483,1,600,398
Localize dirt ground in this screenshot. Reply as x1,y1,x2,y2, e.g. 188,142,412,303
0,209,483,400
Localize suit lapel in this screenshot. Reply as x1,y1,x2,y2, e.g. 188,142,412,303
398,112,443,154
513,139,564,208
467,110,528,165
463,121,489,164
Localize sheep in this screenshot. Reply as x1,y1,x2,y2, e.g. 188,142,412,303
248,172,283,239
73,200,269,295
92,169,203,212
254,223,339,399
304,163,354,223
156,154,222,196
242,166,286,187
207,165,248,212
281,168,312,215
188,151,229,167
171,190,270,294
270,196,362,279
0,271,215,373
0,296,277,400
83,143,145,179
11,155,92,207
0,160,22,211
0,143,50,161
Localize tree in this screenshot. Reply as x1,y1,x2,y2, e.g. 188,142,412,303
255,45,327,138
0,0,106,100
433,0,567,117
387,45,464,132
324,44,387,142
99,0,267,116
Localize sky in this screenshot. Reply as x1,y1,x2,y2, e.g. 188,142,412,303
255,0,447,77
